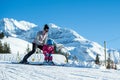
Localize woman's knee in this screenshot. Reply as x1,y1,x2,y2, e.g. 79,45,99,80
32,49,36,53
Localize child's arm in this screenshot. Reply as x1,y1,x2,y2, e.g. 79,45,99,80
48,46,54,54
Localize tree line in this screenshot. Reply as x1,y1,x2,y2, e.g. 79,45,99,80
95,54,117,70
0,32,4,39
0,41,11,53
0,32,11,53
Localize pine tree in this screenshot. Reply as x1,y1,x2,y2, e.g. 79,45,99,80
7,43,11,53
73,55,78,61
0,32,4,39
26,44,31,53
3,42,11,53
0,41,3,53
52,43,58,54
95,54,100,64
3,42,7,53
65,53,69,63
106,53,111,69
114,64,117,70
0,41,11,53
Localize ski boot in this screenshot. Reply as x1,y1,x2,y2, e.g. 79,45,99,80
48,60,55,65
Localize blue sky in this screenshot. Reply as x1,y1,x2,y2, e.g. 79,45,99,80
0,0,120,49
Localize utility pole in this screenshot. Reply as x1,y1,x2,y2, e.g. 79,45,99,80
104,41,107,67
119,52,120,64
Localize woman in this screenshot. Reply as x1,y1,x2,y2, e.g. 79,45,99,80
20,24,49,64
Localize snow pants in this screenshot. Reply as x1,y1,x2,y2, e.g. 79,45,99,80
42,45,54,62
22,43,43,62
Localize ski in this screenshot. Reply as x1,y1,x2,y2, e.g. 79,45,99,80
11,62,65,66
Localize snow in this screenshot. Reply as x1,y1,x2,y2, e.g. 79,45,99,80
49,23,60,29
0,54,120,80
1,37,32,54
0,18,37,37
3,18,37,31
0,61,120,80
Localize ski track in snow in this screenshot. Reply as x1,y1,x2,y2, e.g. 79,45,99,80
0,62,120,80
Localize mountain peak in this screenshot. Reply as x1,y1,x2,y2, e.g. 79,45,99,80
48,23,87,42
48,23,61,29
0,18,37,37
2,18,37,31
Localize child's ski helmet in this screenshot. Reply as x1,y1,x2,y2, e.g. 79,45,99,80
47,39,54,45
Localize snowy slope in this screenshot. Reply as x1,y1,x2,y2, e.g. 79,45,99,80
0,61,120,80
0,18,120,63
1,37,32,54
108,49,120,64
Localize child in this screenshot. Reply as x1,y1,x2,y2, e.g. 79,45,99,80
42,39,54,64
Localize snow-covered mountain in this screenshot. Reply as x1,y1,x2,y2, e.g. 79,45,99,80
0,18,120,63
48,24,105,61
0,18,37,37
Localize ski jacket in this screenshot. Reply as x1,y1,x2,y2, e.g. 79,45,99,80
43,45,54,54
33,31,48,46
